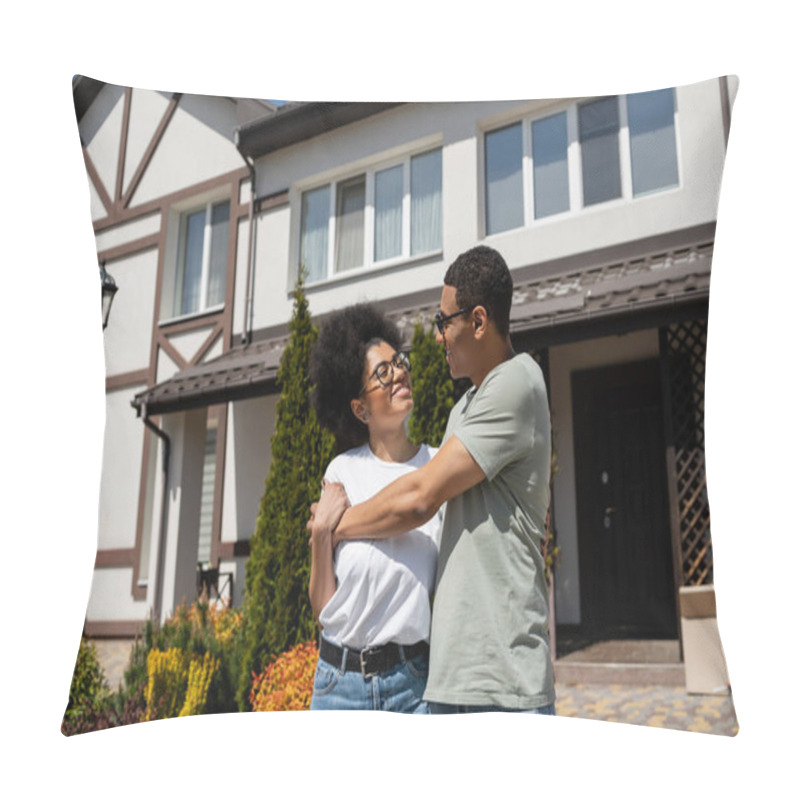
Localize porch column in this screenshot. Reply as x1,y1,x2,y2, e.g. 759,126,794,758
156,408,208,622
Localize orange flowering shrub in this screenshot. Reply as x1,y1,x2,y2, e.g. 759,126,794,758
208,604,242,649
182,599,243,648
249,641,318,711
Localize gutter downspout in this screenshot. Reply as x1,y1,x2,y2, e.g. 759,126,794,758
140,404,171,623
234,131,257,346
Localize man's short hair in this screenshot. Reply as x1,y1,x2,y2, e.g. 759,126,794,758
443,245,513,337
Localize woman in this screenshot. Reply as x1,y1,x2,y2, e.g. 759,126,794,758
307,303,440,713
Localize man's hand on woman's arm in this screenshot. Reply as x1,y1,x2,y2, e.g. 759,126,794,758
331,436,486,545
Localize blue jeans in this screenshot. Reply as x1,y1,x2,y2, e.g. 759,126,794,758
309,644,429,713
428,701,556,715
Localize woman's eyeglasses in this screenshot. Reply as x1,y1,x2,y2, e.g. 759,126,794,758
361,351,411,394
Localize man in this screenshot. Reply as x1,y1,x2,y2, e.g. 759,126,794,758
313,245,554,714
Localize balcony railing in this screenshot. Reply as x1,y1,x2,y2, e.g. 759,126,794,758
196,563,234,606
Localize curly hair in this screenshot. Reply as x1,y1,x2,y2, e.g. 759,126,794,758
309,303,402,452
443,245,513,337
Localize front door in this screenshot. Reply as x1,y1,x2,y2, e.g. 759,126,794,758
572,359,677,638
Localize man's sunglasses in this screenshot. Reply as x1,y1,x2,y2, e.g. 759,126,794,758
433,305,476,335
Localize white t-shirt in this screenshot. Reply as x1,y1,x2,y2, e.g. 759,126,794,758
318,443,441,650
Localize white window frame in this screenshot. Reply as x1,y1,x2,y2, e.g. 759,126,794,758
295,145,443,287
482,91,680,237
172,197,231,319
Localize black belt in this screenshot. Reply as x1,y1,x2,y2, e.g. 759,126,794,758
319,636,429,679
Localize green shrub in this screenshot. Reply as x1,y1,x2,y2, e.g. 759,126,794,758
407,320,468,447
62,600,243,734
238,276,335,710
61,638,110,734
143,600,243,716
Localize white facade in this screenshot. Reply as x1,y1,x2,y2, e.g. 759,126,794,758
76,75,735,646
76,78,257,633
241,81,728,334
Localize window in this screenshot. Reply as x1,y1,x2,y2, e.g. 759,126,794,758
197,421,218,568
375,164,403,260
335,175,366,272
299,147,442,283
410,149,443,255
532,111,570,219
579,97,622,206
483,89,679,234
299,186,330,283
627,88,679,197
485,124,524,235
174,200,229,317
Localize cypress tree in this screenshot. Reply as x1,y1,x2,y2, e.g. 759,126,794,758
407,320,468,447
237,278,335,710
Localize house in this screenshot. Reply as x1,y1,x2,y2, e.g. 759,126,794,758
74,75,736,684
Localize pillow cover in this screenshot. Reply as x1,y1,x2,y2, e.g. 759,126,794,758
64,75,738,737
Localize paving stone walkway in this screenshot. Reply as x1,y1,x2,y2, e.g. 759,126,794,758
554,682,738,736
93,639,135,690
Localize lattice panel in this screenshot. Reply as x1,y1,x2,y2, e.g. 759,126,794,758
665,320,712,586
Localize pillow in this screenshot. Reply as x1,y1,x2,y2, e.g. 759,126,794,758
64,75,737,738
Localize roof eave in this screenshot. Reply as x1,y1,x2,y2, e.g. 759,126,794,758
73,75,106,122
133,376,279,418
132,289,708,418
235,101,405,159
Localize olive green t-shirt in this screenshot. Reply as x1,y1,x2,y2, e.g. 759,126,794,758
423,353,554,708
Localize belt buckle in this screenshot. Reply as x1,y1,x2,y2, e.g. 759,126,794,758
359,645,381,679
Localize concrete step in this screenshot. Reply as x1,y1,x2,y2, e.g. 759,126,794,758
555,660,686,686
554,638,685,685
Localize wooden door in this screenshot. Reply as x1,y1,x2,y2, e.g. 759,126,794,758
573,359,677,638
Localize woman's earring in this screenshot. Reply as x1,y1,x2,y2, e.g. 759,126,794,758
361,411,370,423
